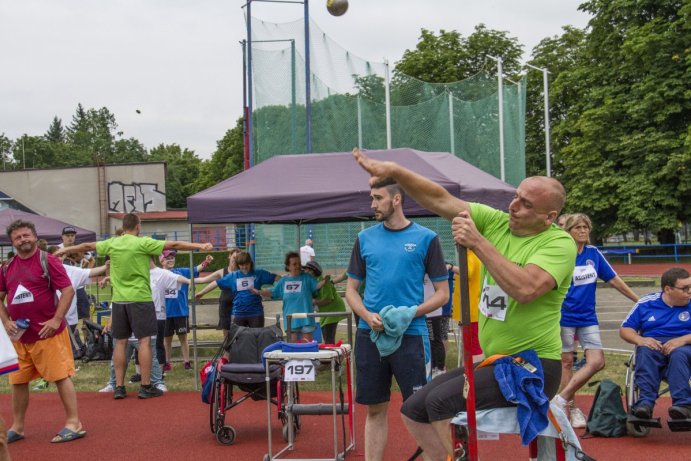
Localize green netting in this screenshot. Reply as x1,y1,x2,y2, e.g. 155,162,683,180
248,17,526,270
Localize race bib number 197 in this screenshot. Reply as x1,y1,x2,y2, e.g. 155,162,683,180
479,278,509,321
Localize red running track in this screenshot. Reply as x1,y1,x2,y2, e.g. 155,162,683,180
612,263,691,278
1,392,689,460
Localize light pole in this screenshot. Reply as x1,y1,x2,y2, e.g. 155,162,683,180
525,63,551,177
488,55,505,182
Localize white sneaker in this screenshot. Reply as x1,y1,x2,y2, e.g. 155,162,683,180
99,383,115,393
569,404,587,428
551,395,569,418
431,368,446,379
155,383,168,392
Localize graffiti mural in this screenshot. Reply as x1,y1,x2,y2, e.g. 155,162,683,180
108,181,166,213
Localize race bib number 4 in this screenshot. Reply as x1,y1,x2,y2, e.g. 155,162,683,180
479,278,509,321
284,359,315,381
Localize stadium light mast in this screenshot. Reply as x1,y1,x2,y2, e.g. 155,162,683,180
525,63,551,177
488,55,505,182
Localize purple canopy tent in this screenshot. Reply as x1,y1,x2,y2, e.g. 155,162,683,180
187,148,516,224
0,208,96,246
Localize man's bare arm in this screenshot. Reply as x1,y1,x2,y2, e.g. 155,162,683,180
164,241,213,252
353,148,469,220
415,280,450,317
345,277,382,331
55,242,97,256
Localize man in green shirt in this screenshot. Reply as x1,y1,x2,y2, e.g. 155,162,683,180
58,213,212,399
353,149,576,460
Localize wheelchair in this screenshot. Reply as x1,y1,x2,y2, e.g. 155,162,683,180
208,322,300,445
624,348,691,436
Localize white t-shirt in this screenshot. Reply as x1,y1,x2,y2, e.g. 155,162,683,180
60,265,92,326
150,267,182,321
300,245,315,266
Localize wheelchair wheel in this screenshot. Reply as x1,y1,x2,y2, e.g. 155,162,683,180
216,425,236,445
624,352,651,437
210,379,220,433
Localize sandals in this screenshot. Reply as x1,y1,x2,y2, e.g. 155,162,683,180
7,430,24,444
50,426,87,443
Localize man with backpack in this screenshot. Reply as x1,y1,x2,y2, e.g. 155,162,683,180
620,267,691,421
0,219,86,444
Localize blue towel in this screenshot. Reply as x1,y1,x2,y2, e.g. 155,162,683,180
491,350,549,445
369,305,417,357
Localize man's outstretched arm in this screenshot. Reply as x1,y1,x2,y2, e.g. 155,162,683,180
352,148,469,220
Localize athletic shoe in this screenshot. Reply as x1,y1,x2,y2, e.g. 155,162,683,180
155,383,168,392
163,362,173,372
114,386,127,400
668,405,691,420
99,383,115,393
184,362,192,370
129,373,141,383
569,404,587,428
138,384,164,399
551,396,569,418
632,405,652,419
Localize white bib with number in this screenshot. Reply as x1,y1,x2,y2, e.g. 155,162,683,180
236,276,255,291
479,277,509,321
284,359,315,381
284,281,303,294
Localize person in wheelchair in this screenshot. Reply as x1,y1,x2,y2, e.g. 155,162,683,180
619,267,691,422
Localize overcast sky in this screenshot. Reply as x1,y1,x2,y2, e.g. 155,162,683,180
0,0,591,159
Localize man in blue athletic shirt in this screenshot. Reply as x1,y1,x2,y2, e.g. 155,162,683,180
345,176,449,461
620,267,691,421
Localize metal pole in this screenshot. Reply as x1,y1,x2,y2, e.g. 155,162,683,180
526,63,551,177
241,39,249,170
384,60,392,149
543,68,551,177
246,2,255,167
357,95,363,149
291,39,297,154
304,0,312,153
448,90,455,155
189,227,200,390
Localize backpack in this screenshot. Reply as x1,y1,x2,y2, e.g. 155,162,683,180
1,250,50,285
583,379,627,438
81,319,113,362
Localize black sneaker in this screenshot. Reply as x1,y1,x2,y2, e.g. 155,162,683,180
138,384,163,399
129,373,141,383
668,405,691,420
114,386,127,400
632,405,652,419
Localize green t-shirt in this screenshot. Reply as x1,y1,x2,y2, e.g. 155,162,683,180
470,203,576,360
96,234,165,302
316,276,347,326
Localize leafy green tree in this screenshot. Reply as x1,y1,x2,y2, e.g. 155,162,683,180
395,24,524,83
10,135,55,169
45,117,66,143
194,117,245,192
554,0,690,240
525,26,587,176
0,133,13,170
149,143,202,208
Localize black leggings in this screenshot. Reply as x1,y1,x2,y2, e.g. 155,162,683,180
401,358,561,423
233,315,264,328
426,316,445,370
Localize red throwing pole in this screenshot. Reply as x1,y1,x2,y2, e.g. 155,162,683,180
456,245,478,461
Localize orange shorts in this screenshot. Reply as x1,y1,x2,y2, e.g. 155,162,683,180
9,328,75,385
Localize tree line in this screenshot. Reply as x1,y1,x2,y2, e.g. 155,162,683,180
1,0,687,242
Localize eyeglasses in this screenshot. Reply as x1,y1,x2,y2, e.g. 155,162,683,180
670,285,691,294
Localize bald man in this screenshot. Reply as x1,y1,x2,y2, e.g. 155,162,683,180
353,149,576,460
300,239,315,266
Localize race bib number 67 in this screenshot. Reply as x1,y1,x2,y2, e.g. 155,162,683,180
479,278,509,321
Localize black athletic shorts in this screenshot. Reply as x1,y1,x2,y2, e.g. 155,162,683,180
111,302,157,340
164,316,189,337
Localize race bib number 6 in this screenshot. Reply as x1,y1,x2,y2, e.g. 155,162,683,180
479,278,509,321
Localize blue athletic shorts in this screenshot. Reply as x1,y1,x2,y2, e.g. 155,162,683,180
354,328,429,404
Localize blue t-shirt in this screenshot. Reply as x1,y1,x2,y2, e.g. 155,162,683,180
271,273,318,330
216,269,277,318
621,292,691,339
346,222,447,335
164,267,198,318
560,245,616,327
442,268,454,317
